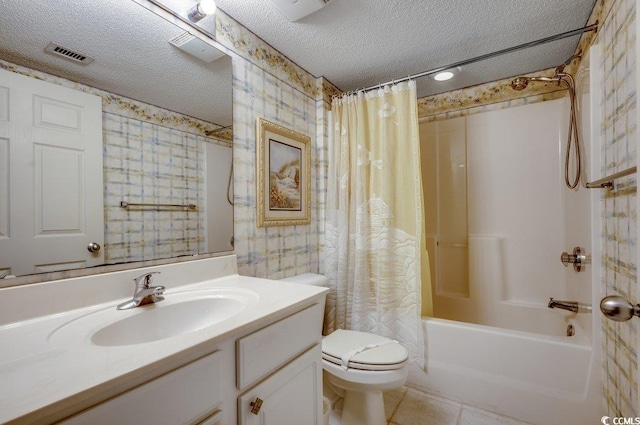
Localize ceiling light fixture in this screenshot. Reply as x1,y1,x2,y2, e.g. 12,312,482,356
188,0,216,22
432,67,461,82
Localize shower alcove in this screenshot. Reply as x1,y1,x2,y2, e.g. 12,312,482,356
420,96,592,338
412,54,601,425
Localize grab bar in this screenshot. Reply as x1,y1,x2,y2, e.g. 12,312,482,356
586,166,636,189
120,201,197,210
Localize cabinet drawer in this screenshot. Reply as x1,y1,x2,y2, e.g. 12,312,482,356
60,351,222,425
237,303,323,390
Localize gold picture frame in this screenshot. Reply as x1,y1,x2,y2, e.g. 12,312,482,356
256,118,311,227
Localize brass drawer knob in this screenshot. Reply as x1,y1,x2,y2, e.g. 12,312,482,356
250,397,263,415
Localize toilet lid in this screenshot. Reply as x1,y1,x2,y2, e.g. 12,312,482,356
322,329,408,371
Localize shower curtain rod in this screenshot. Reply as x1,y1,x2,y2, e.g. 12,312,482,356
353,22,598,94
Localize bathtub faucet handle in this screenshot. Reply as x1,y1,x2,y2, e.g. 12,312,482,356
560,247,590,272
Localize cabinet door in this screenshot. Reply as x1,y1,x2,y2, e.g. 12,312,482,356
238,344,323,425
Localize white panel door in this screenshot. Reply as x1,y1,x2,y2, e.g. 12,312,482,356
0,69,103,276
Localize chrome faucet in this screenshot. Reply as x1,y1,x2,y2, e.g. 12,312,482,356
548,297,579,313
117,272,166,310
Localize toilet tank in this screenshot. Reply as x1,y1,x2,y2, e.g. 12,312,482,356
281,273,329,335
281,273,329,288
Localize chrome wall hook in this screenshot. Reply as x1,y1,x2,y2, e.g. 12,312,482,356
560,247,590,272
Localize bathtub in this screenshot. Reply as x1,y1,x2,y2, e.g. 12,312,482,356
408,318,600,425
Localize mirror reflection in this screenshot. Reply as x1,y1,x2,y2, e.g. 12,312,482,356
0,0,233,279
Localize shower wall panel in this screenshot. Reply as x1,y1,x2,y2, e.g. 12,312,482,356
421,99,587,336
421,117,469,302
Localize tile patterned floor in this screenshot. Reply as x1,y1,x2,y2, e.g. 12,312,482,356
328,386,532,425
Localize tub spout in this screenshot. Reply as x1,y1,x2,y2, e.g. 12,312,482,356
548,298,579,313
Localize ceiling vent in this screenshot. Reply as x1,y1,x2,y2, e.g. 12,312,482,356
265,0,332,22
44,42,94,65
169,32,226,63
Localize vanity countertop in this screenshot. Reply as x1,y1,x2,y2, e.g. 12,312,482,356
0,257,327,425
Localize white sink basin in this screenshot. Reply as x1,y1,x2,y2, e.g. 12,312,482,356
48,287,259,347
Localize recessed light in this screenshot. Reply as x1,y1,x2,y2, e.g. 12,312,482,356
432,67,460,82
434,71,454,81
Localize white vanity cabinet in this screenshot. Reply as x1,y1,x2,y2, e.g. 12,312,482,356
55,301,325,425
0,256,330,425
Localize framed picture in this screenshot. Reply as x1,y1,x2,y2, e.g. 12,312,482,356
256,118,311,226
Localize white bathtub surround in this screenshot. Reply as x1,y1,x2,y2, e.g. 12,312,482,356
325,81,428,368
0,255,327,424
420,98,594,336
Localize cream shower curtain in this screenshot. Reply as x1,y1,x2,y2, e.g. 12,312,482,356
324,81,431,367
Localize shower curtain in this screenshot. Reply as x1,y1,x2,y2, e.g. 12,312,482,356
324,81,430,367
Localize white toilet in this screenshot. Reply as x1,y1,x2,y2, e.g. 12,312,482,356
282,273,409,425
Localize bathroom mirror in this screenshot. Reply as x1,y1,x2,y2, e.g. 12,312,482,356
0,0,233,282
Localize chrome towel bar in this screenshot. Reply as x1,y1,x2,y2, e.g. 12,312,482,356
120,201,197,209
586,166,636,189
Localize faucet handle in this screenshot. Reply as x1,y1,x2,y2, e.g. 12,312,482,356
133,271,161,288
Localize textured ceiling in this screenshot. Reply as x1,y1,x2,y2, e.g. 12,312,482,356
1,0,597,123
0,0,232,126
216,0,597,97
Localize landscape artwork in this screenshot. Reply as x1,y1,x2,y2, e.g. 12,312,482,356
256,118,310,226
269,140,301,211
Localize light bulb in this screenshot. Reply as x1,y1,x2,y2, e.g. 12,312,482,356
188,0,216,22
198,0,216,15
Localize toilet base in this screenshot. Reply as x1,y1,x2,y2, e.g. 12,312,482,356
341,389,386,425
323,358,407,425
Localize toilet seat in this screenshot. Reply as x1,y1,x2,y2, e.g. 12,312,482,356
322,329,408,371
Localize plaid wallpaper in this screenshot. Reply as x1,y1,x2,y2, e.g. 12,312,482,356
596,0,639,416
103,113,222,263
231,57,324,278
